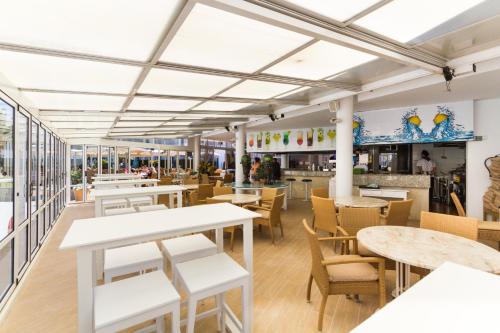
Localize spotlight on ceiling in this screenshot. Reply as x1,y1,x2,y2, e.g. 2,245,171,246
328,100,340,113
280,113,285,119
269,114,277,122
225,126,231,132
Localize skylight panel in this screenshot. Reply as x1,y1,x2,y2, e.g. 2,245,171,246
51,122,113,129
160,3,312,73
0,0,182,61
111,128,155,133
139,69,239,97
219,80,299,99
108,132,146,137
274,86,310,98
263,41,377,80
192,101,252,111
116,121,164,127
163,121,192,126
120,116,173,121
284,0,380,22
63,133,107,138
42,115,117,122
128,97,199,111
0,50,140,93
355,0,484,43
23,92,125,111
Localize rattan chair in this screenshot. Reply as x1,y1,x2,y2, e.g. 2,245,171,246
420,211,478,240
259,187,279,208
311,187,329,198
213,186,232,196
215,179,224,187
244,194,285,244
183,177,199,185
303,220,386,332
223,173,233,184
188,191,199,206
450,192,466,217
159,176,173,185
338,207,381,256
197,184,213,204
206,197,237,251
200,173,210,184
379,199,413,226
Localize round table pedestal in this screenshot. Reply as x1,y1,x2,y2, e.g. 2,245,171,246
393,261,411,298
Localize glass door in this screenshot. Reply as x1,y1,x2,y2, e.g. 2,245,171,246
38,127,45,243
100,146,109,174
109,146,116,174
30,119,39,257
85,145,98,202
117,147,129,173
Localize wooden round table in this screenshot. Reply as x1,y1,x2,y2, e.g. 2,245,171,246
358,226,500,296
333,195,388,208
212,194,261,205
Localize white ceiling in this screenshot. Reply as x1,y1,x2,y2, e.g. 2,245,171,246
0,0,498,139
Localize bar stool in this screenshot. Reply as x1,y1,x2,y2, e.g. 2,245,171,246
160,234,217,286
175,253,250,333
127,196,154,208
104,242,163,283
104,207,136,216
136,204,168,212
102,198,128,211
94,271,181,333
302,179,312,201
285,178,296,199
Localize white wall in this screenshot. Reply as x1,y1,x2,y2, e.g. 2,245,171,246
466,98,500,219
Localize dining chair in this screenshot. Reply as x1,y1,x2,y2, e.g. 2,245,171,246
201,173,210,184
311,196,341,252
206,197,237,251
197,184,213,204
259,187,278,208
420,211,478,240
188,191,199,206
213,186,232,196
303,219,386,332
379,199,413,226
184,177,199,185
159,176,173,185
450,192,466,217
223,173,233,184
244,194,285,244
311,187,329,198
338,207,381,256
215,179,224,187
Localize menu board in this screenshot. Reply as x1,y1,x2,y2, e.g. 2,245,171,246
246,127,336,153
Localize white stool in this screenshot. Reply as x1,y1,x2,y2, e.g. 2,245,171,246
104,242,163,283
136,204,168,212
94,271,181,333
102,198,128,210
176,253,250,333
160,234,217,286
104,207,137,216
127,196,154,208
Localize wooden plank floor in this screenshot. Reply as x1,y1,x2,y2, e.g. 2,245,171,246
0,200,405,333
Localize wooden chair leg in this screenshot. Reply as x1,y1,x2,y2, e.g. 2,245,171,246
311,215,315,229
268,222,275,244
279,222,284,239
230,230,235,252
317,294,328,332
306,273,313,302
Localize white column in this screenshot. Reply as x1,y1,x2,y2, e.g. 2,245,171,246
335,96,354,196
235,124,246,183
193,135,201,172
280,154,288,169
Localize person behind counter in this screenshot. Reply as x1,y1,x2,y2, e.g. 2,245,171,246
416,150,436,175
250,157,261,179
272,158,281,181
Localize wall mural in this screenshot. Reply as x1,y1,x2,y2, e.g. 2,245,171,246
246,126,336,153
353,101,474,144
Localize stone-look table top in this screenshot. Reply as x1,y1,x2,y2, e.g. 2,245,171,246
181,184,199,190
212,194,261,205
333,196,389,208
358,226,500,273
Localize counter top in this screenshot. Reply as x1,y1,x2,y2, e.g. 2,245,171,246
354,174,430,189
282,169,335,177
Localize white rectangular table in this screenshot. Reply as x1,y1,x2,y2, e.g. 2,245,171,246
359,188,409,200
93,185,185,217
92,174,142,181
92,178,158,190
60,203,260,333
351,262,500,333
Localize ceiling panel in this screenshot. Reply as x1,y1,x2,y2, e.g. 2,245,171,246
0,50,140,93
219,80,299,99
111,127,157,132
23,92,126,111
121,115,173,121
128,97,199,111
63,133,107,138
115,121,164,127
41,115,117,122
355,0,484,43
0,0,182,61
160,3,312,73
282,0,380,22
51,121,112,129
108,132,146,136
192,101,252,111
58,128,109,134
139,68,239,97
263,41,377,80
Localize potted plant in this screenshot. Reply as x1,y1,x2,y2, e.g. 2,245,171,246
241,154,251,184
262,154,274,185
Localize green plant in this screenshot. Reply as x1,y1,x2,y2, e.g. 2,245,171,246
198,161,214,176
70,169,83,185
241,154,251,184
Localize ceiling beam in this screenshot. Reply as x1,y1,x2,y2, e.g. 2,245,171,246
207,0,446,72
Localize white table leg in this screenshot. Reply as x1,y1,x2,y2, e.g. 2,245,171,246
215,228,224,253
283,188,288,210
177,191,183,208
95,197,102,217
169,193,174,209
242,220,253,333
393,261,411,297
77,249,95,333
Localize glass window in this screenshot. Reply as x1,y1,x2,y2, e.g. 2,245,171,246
179,151,186,170
45,132,50,203
31,121,39,213
85,145,98,201
30,214,38,255
109,146,115,174
38,208,45,243
0,240,14,301
70,145,84,202
39,127,45,205
170,151,178,170
17,225,28,273
51,134,55,198
44,200,50,233
117,147,129,173
0,98,14,242
15,110,29,225
101,146,109,174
